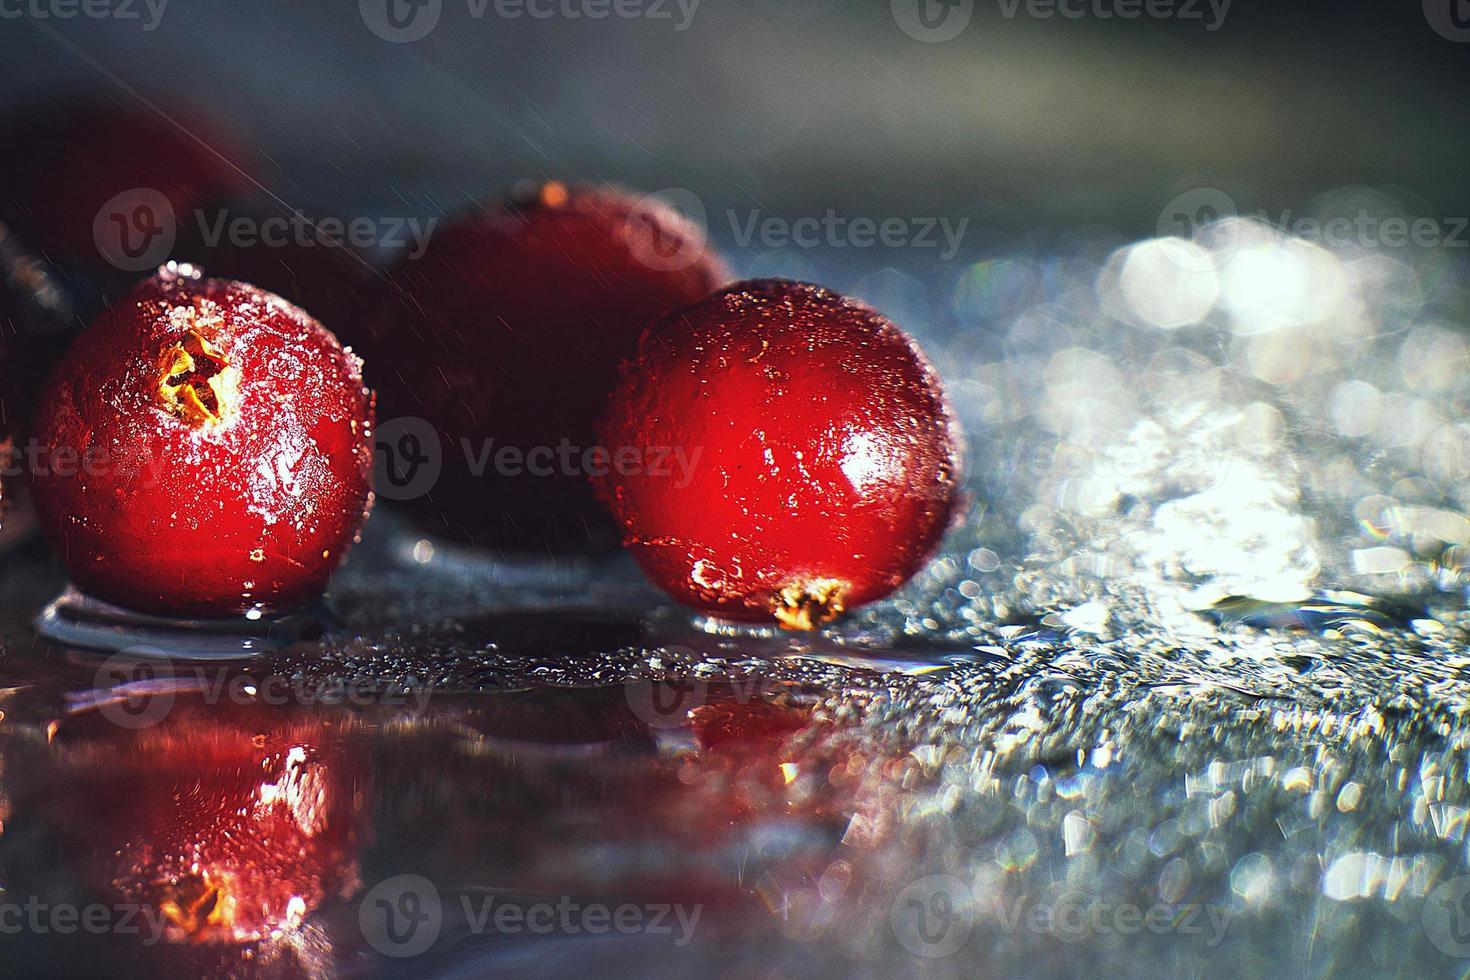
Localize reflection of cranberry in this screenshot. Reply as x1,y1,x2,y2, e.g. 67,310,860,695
461,686,656,754
31,265,374,617
0,99,250,265
36,699,363,947
368,684,823,913
596,279,963,628
690,694,811,755
375,182,728,552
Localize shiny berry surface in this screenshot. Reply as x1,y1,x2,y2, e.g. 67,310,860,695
595,279,963,628
377,182,728,551
32,265,374,617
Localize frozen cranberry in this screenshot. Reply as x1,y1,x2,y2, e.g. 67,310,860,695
0,98,250,267
31,264,374,617
375,181,728,551
595,279,963,629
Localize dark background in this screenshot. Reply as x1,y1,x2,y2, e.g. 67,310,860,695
1,0,1465,255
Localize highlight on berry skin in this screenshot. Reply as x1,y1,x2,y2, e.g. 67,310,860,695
29,262,375,619
594,277,965,631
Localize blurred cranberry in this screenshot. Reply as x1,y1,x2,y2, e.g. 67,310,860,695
0,98,252,270
0,222,76,547
374,181,728,553
170,206,384,341
690,694,812,755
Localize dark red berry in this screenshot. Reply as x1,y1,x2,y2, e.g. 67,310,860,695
376,181,728,551
0,99,250,266
31,264,374,617
595,279,963,629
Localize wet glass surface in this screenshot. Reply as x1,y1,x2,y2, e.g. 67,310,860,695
5,214,1470,978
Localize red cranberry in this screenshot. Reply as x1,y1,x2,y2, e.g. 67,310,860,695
375,181,728,551
31,264,374,617
595,279,963,629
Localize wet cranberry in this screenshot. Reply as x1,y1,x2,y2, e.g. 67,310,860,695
376,181,728,552
31,264,374,617
595,279,963,629
0,99,250,267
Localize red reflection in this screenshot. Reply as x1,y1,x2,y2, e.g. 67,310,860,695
34,697,364,947
372,683,829,918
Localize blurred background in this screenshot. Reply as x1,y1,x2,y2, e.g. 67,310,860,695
2,0,1467,259
5,3,1470,978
